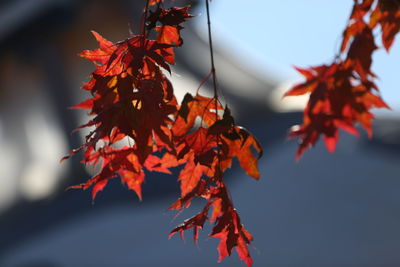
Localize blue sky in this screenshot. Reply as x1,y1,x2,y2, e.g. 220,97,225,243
196,0,400,110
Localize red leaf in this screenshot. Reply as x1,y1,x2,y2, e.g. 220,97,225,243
221,126,263,179
79,31,115,65
172,93,223,137
236,234,253,267
69,98,94,110
156,25,182,46
120,169,145,201
169,204,209,242
92,179,108,201
286,60,388,159
178,158,206,197
213,229,230,262
370,0,400,51
346,27,377,81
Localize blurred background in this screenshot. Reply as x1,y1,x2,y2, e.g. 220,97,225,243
1,0,400,266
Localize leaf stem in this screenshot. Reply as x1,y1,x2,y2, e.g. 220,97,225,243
205,0,218,102
141,0,151,46
205,0,223,181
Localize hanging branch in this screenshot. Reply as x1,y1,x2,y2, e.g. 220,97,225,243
285,0,400,159
169,2,262,266
64,0,263,266
205,0,218,100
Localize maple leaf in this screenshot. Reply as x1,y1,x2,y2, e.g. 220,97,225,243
350,0,374,21
79,31,116,65
171,107,262,200
220,126,263,179
171,127,216,197
346,27,377,81
209,187,254,267
341,20,368,52
172,93,223,137
147,6,193,47
178,157,208,197
207,108,263,178
156,25,181,45
370,0,400,51
169,203,210,243
286,61,389,159
168,179,209,210
119,169,145,200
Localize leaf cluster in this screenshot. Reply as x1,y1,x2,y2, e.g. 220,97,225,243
64,1,262,266
286,0,399,158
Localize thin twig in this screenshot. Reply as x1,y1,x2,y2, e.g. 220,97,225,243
205,0,222,181
141,0,151,46
205,0,218,103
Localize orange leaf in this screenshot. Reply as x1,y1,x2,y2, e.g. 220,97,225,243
156,25,182,46
173,93,222,137
178,156,207,197
222,127,263,179
120,170,145,201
